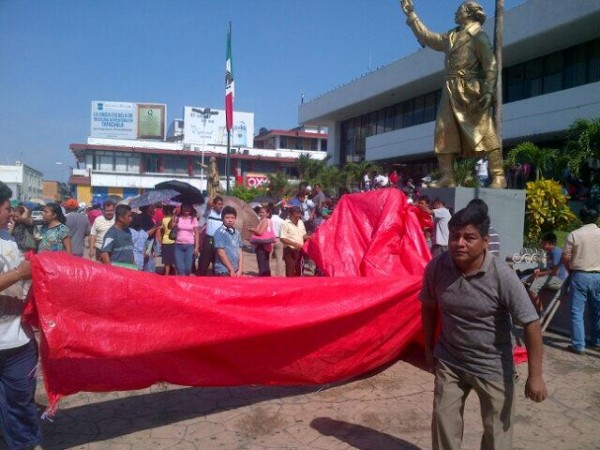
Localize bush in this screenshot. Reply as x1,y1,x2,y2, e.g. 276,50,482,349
524,179,576,244
228,185,267,203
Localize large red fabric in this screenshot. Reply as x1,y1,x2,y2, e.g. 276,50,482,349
27,189,430,411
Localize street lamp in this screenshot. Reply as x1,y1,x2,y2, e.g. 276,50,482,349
191,108,219,188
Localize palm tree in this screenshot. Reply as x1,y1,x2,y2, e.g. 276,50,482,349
342,160,380,191
267,172,291,198
315,166,345,197
506,142,559,180
453,158,480,187
564,118,600,178
298,153,329,182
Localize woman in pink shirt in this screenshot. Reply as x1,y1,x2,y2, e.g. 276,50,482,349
173,203,199,276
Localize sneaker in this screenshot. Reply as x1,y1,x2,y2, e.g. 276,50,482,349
566,345,585,355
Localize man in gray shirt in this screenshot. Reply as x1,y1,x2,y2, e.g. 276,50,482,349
420,205,547,450
64,198,90,257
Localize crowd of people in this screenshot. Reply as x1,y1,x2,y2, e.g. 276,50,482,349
1,177,600,449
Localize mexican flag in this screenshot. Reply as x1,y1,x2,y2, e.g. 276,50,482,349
225,21,234,132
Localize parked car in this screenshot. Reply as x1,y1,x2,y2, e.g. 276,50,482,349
31,210,44,225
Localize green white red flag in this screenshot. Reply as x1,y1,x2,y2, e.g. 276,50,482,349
225,22,234,132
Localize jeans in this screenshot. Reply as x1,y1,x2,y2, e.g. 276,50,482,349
174,244,195,276
197,236,215,276
0,340,41,450
569,271,600,350
255,244,271,276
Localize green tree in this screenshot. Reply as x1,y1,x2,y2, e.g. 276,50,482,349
564,118,600,179
267,172,292,198
506,141,559,180
342,160,379,191
298,154,329,182
315,165,345,197
453,158,480,187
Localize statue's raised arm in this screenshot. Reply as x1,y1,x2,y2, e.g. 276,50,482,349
400,0,414,16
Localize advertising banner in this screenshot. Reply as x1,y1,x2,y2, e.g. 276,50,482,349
91,101,166,140
91,102,136,139
183,106,254,148
245,172,269,188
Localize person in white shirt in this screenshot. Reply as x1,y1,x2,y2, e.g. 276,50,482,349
197,196,224,275
89,200,116,261
0,181,42,449
269,206,286,276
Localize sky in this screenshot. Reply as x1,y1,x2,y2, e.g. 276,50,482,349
0,0,526,181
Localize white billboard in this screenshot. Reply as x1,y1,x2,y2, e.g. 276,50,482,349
91,101,166,140
183,106,254,148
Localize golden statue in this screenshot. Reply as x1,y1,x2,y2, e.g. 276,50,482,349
400,0,506,189
207,156,220,200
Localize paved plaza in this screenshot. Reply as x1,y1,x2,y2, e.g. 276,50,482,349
24,334,600,450
13,251,600,450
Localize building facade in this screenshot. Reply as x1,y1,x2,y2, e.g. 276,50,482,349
69,138,327,205
43,180,71,202
253,127,328,153
299,0,600,176
0,163,44,202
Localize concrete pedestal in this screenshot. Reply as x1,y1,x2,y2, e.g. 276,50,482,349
419,187,526,261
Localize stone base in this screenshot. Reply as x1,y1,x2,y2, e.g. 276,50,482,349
419,187,525,261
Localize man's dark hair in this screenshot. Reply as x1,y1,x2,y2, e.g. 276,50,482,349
221,205,237,219
289,206,302,215
432,198,445,207
540,232,557,245
0,181,12,204
103,199,116,209
213,196,224,204
115,204,131,219
448,206,490,237
580,206,599,225
416,195,430,204
466,198,489,215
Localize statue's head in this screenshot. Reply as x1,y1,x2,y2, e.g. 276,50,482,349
456,1,486,25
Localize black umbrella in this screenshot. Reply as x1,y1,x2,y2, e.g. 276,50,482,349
155,180,205,205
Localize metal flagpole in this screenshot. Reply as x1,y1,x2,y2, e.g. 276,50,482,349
226,130,231,193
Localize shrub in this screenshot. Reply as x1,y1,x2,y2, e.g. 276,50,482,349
524,179,576,244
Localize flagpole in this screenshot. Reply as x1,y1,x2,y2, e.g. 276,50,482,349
225,20,234,194
226,130,231,193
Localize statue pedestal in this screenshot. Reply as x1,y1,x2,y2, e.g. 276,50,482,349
419,187,525,260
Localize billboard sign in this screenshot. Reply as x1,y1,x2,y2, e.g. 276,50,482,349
91,101,166,140
183,106,254,148
245,172,269,188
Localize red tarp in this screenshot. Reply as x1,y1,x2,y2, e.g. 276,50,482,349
27,189,430,411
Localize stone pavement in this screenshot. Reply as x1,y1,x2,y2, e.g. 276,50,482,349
27,335,600,450
13,251,600,449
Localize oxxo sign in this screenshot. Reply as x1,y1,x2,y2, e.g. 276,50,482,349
245,173,269,188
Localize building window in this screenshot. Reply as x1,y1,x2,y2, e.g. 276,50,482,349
95,152,114,171
162,156,188,175
588,38,600,83
143,155,160,173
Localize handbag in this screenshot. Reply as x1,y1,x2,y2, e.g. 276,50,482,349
168,218,178,241
250,219,276,244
